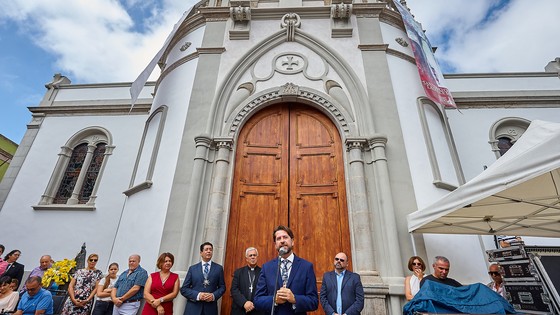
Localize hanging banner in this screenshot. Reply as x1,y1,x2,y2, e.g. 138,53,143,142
393,1,456,108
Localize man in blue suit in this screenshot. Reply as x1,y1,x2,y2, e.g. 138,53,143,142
254,225,318,315
181,242,226,315
320,253,364,315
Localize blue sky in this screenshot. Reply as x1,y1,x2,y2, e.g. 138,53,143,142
1,0,559,144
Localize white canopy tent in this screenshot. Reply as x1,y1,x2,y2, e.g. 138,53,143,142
408,120,560,237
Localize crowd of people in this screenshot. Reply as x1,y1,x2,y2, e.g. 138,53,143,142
1,228,511,315
0,225,366,315
404,255,507,301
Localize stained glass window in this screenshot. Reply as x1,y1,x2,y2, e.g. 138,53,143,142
53,144,87,204
79,143,106,203
497,137,513,157
52,142,107,204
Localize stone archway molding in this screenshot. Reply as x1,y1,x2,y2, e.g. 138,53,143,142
226,83,357,138
205,27,373,137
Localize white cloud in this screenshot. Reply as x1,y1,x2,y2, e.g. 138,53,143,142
1,0,198,83
406,0,560,73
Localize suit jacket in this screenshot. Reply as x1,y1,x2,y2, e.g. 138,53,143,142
253,255,318,315
231,265,264,315
319,270,364,315
1,261,25,285
180,261,226,315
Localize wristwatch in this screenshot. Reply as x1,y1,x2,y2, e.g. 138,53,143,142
160,298,164,303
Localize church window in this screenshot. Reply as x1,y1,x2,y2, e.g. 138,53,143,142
417,98,465,190
34,127,114,210
489,118,530,158
497,137,513,156
124,105,167,196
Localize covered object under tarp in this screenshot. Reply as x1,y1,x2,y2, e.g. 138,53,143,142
408,120,560,237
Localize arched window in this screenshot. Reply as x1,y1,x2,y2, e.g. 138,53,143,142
417,98,465,190
496,137,513,157
489,118,530,158
35,127,114,210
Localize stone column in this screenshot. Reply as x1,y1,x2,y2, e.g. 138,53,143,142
176,135,213,267
368,134,404,315
345,138,388,315
204,137,234,262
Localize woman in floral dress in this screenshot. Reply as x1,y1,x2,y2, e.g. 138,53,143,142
61,253,103,315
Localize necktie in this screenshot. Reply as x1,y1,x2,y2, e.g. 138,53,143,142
204,263,209,277
281,260,289,285
336,272,344,315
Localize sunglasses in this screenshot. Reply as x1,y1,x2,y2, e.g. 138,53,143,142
412,262,423,266
89,259,98,262
488,271,500,276
334,258,345,262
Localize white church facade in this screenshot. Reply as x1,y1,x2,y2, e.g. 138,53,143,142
1,0,559,314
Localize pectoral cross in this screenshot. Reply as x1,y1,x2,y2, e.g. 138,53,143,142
249,285,253,293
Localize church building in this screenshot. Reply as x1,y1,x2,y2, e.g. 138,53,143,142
1,0,559,314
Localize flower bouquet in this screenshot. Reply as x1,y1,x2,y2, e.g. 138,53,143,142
42,258,77,290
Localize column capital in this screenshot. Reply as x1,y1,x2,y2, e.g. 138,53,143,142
195,134,213,148
367,133,388,149
345,137,368,151
213,137,234,150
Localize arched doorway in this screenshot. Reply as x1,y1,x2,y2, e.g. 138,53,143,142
222,103,352,314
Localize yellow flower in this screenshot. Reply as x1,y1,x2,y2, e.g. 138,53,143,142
42,258,77,288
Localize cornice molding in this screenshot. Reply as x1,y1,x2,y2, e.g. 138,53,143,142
197,47,227,54
386,48,416,64
451,94,560,108
358,44,389,51
358,44,416,65
352,3,404,30
199,7,231,21
28,104,151,116
444,72,559,79
250,6,331,20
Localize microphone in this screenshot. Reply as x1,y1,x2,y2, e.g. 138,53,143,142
278,247,288,256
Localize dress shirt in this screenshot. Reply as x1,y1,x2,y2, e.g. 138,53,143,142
336,270,345,315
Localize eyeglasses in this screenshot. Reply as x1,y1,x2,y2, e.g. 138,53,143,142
334,258,345,262
412,262,423,266
488,271,500,276
89,259,98,262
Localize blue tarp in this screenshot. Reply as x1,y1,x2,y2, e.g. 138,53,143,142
403,281,517,314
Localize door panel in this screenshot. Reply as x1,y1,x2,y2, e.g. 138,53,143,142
222,104,351,315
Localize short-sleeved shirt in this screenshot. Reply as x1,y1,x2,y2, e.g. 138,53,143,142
113,266,148,302
17,288,54,315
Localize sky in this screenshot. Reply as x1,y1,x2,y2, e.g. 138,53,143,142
1,0,559,144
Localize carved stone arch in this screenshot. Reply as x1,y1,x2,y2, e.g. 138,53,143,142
225,84,357,140
206,27,372,137
64,126,113,147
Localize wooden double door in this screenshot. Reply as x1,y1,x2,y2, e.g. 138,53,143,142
222,104,352,314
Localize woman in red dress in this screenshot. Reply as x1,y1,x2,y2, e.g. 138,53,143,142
142,253,180,315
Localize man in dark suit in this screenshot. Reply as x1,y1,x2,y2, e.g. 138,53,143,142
181,242,226,315
1,249,25,286
320,252,364,315
231,247,264,315
254,225,318,315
